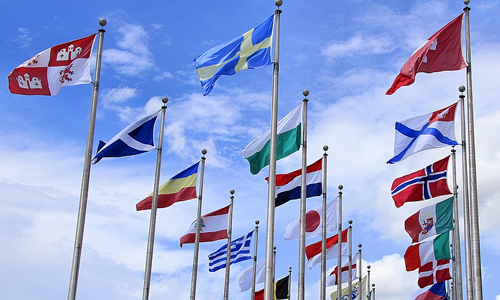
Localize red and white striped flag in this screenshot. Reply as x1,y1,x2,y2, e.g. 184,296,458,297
180,205,229,247
8,34,96,96
305,228,348,269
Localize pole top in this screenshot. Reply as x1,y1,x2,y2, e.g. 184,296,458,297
289,267,292,271
230,189,235,195
99,18,107,27
459,85,466,93
201,149,207,155
162,96,168,104
323,145,329,152
348,219,353,225
464,0,470,5
358,243,362,248
275,0,283,7
367,265,371,269
274,246,277,250
338,184,343,190
372,283,375,288
255,220,260,225
303,89,309,97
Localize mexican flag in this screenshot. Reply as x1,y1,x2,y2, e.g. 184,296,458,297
242,103,303,175
404,232,451,271
404,197,454,243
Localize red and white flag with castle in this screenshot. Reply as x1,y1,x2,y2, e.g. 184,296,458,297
8,34,96,96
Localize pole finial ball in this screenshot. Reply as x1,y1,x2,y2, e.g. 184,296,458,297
162,97,168,104
255,220,260,225
372,284,375,287
99,18,107,26
464,0,470,5
201,149,207,155
348,220,353,224
459,85,466,93
323,145,329,151
367,265,371,269
358,243,362,248
275,0,283,7
303,89,309,97
338,184,343,190
230,189,235,195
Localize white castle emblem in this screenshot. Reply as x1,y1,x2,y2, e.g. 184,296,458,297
16,73,42,90
56,44,83,61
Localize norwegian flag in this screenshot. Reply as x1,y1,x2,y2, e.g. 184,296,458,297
391,156,451,208
418,259,452,288
8,34,96,96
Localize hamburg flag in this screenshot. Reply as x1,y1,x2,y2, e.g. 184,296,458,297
93,111,160,164
391,156,451,208
8,34,96,96
387,103,458,164
386,14,466,95
180,205,229,247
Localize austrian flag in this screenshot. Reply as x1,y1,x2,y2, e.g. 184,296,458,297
8,34,96,96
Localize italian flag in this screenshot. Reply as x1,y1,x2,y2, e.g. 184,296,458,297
242,103,303,175
404,232,451,271
404,197,454,243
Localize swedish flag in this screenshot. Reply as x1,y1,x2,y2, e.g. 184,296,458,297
194,15,274,96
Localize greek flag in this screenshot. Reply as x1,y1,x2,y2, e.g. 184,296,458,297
208,230,254,272
194,15,274,96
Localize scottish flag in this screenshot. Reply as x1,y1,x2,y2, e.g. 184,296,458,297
388,102,458,164
194,15,274,96
92,111,160,164
208,230,254,272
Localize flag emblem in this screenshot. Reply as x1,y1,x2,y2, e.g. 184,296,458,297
421,218,434,235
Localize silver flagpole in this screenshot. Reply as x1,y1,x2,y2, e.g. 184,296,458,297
451,148,464,300
223,190,235,300
348,220,353,300
273,246,277,297
463,2,483,299
189,149,208,300
67,19,106,300
366,266,371,300
371,284,375,300
264,2,282,300
358,244,363,300
320,145,328,300
298,90,309,300
141,97,169,300
288,267,292,300
336,186,343,300
251,220,260,300
458,85,473,300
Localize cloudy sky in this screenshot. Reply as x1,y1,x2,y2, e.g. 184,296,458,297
1,0,499,299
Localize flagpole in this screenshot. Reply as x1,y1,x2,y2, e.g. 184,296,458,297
358,244,363,300
288,267,292,300
66,19,106,300
366,265,371,300
463,2,483,299
251,220,260,300
264,2,282,300
451,148,464,300
371,284,375,300
320,144,328,300
298,89,309,300
223,190,235,300
273,246,277,297
336,186,343,300
347,220,353,300
189,149,208,300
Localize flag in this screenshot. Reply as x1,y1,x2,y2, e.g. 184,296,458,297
254,275,290,300
404,232,451,271
136,162,199,211
93,111,160,164
284,196,337,240
330,276,367,300
391,156,452,207
180,205,229,247
268,157,322,207
418,259,452,288
387,102,458,164
405,197,454,243
237,259,266,292
208,230,253,272
305,228,348,269
194,15,274,96
326,253,359,286
386,14,466,95
8,34,96,96
242,103,303,175
411,282,448,300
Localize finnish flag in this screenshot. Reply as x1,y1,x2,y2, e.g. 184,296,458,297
93,110,160,164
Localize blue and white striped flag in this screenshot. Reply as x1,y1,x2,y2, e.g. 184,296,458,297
208,230,254,272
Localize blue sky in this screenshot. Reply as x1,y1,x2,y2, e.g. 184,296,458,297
1,0,500,299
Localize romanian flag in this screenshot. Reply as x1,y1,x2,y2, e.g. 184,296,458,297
136,162,199,211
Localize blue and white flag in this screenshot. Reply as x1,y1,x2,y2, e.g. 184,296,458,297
387,102,458,164
92,111,160,164
194,15,274,96
208,230,254,272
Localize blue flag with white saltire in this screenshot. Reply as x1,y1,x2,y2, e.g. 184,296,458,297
92,110,160,164
208,230,254,272
194,15,274,96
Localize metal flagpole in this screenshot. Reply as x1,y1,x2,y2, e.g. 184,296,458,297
273,246,277,297
320,145,328,300
336,186,343,300
463,2,483,299
367,265,371,300
371,284,375,300
251,220,260,300
298,90,309,300
288,267,292,300
264,2,282,300
141,97,169,300
223,190,235,300
67,18,106,300
348,220,353,300
458,85,473,300
451,148,464,300
358,244,363,300
189,149,208,300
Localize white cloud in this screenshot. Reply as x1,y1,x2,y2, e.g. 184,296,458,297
153,71,174,81
14,27,32,48
321,35,394,59
102,86,138,106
